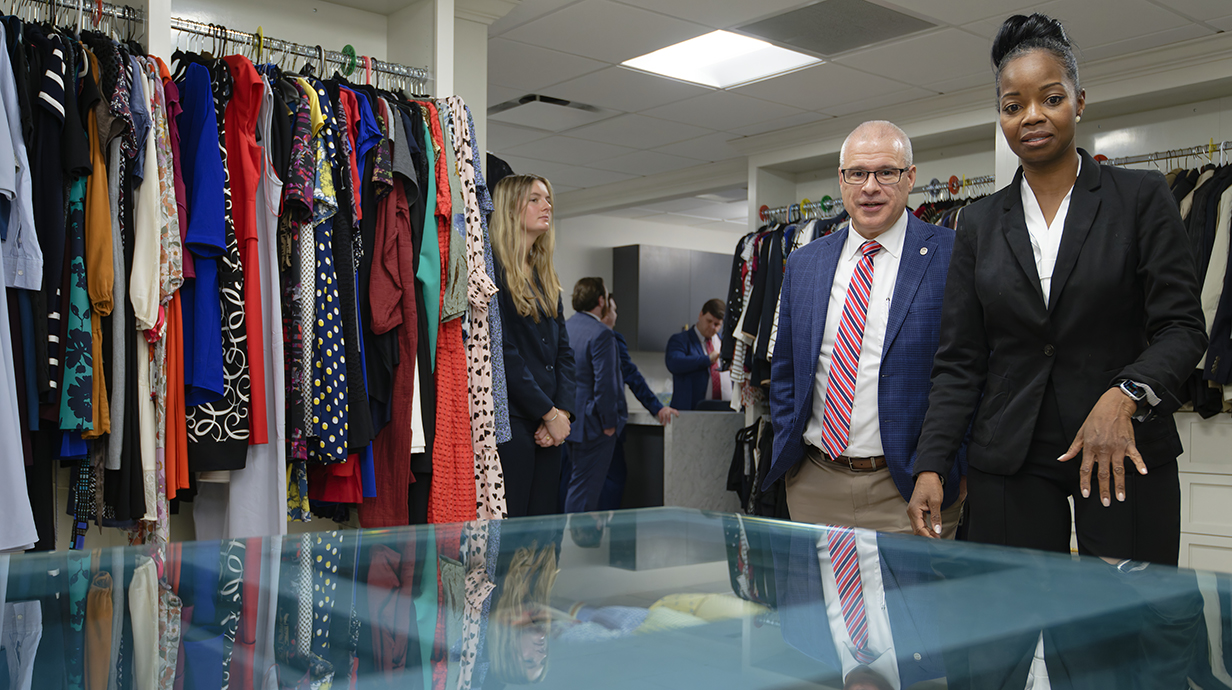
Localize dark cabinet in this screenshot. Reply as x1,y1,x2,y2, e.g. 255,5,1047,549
612,244,731,352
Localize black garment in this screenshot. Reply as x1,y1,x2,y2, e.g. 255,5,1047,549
494,267,576,423
719,232,753,363
1193,165,1232,286
751,229,784,385
498,417,563,518
965,382,1180,564
1172,168,1199,207
485,152,515,192
916,150,1207,482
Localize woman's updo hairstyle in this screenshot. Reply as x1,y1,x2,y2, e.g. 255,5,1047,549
991,13,1079,96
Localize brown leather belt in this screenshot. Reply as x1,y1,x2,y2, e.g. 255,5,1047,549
807,444,887,472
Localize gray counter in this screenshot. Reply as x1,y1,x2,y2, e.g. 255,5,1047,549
622,410,743,513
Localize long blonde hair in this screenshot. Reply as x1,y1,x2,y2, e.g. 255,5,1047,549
488,543,560,684
491,174,562,322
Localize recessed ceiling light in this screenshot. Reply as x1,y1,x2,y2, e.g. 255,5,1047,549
621,30,822,89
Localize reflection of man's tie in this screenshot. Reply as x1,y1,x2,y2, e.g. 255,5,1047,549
820,240,882,459
704,337,720,400
827,526,874,664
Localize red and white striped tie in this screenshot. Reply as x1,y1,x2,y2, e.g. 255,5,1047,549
827,525,874,664
820,240,882,460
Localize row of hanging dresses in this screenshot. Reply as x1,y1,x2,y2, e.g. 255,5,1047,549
1165,164,1232,417
0,12,513,556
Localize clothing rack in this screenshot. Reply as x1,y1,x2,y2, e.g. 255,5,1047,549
21,0,143,30
759,197,844,223
170,16,430,92
912,174,995,198
1101,141,1232,167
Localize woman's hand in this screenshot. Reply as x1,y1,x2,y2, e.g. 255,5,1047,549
542,407,571,445
1058,388,1148,506
534,424,555,447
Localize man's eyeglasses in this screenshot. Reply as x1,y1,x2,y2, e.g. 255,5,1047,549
841,168,909,185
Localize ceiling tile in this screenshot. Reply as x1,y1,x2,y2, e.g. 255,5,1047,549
733,63,914,112
487,122,552,150
640,91,806,132
880,0,1048,24
1082,24,1214,61
541,66,713,113
1211,15,1232,31
1013,0,1189,49
489,85,525,107
613,0,816,30
567,114,716,148
487,38,607,92
640,197,722,214
729,110,832,136
501,0,709,64
655,132,747,162
589,150,707,175
556,166,640,188
553,185,581,194
599,207,663,219
497,154,575,181
823,86,936,117
927,72,993,96
504,136,638,166
1143,0,1232,21
833,29,990,89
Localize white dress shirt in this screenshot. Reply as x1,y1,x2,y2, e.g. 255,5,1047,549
803,211,908,457
1020,160,1079,306
816,529,902,689
694,327,732,402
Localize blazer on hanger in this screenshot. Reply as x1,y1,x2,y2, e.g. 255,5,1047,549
914,150,1207,480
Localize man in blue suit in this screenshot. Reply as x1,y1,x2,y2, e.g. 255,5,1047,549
562,277,624,513
666,299,729,410
765,121,964,536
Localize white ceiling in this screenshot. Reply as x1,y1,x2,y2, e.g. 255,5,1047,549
485,0,1232,207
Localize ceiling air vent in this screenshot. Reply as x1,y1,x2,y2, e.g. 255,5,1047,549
735,0,936,58
488,95,617,132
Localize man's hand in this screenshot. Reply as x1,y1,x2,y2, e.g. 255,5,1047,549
708,350,721,364
908,472,945,538
603,427,616,436
656,407,679,425
1058,387,1146,506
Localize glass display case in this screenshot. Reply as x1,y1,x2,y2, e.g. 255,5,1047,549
1,507,1226,690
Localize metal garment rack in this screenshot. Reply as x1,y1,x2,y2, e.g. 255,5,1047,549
1101,141,1232,167
21,0,143,31
170,16,430,92
760,198,844,223
912,174,995,198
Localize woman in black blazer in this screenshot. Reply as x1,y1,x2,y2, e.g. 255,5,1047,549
492,174,576,517
908,13,1206,564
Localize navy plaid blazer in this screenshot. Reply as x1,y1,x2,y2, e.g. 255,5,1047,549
764,213,965,507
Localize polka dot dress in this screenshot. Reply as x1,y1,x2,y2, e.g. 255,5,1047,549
311,531,341,663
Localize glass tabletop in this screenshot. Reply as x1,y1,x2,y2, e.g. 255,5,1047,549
0,508,1225,690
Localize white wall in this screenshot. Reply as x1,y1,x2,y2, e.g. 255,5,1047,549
553,213,741,407
1080,95,1232,165
171,0,390,61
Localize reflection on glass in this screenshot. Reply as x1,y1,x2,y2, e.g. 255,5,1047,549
0,509,1228,690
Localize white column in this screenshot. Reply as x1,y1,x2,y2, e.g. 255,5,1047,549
995,124,1018,191
434,0,455,97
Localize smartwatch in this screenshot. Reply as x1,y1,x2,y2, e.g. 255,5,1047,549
1117,380,1150,420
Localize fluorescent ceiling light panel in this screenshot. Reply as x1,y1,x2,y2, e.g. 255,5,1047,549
622,30,821,89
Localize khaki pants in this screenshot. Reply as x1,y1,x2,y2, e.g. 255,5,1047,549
786,447,962,539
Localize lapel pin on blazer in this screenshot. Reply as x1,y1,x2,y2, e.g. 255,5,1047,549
920,247,928,255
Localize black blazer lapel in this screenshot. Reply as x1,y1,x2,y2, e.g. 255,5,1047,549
1048,150,1103,314
1000,168,1046,305
885,218,936,353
